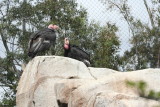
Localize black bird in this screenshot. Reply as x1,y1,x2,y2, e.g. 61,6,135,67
28,24,59,58
63,38,91,67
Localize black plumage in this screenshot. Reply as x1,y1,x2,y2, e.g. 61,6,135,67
28,24,58,58
63,38,91,67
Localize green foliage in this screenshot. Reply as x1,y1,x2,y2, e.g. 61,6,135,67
92,23,120,69
126,80,146,97
0,90,16,107
126,80,160,100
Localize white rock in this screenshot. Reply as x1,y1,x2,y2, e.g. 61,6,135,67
16,56,160,107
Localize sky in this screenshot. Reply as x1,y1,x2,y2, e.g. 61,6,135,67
76,0,151,55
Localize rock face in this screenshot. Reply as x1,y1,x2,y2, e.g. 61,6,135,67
16,56,160,107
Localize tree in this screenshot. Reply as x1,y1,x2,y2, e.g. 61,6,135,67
0,0,22,106
100,0,160,71
92,23,120,70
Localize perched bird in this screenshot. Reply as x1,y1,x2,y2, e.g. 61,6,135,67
28,24,59,58
63,38,91,67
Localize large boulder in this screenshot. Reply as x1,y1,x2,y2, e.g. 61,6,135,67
16,56,160,107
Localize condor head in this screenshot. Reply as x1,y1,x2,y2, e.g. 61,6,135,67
64,38,70,50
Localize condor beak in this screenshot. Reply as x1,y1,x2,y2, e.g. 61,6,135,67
64,38,69,44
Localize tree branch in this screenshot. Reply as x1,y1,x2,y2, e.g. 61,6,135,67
0,0,19,73
0,33,10,52
143,0,155,28
108,1,135,36
0,38,19,46
0,85,14,100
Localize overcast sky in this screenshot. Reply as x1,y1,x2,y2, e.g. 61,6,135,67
76,0,151,55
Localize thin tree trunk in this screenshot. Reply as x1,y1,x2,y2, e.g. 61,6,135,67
108,0,139,70
157,49,160,68
143,0,155,28
22,0,27,35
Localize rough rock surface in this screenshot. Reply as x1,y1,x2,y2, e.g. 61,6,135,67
16,56,160,107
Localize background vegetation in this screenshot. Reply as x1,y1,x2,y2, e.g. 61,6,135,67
126,80,160,100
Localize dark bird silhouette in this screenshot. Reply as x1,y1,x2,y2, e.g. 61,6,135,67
28,24,59,58
63,38,91,67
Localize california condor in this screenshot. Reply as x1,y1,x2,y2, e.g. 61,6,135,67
63,38,91,67
28,24,59,58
